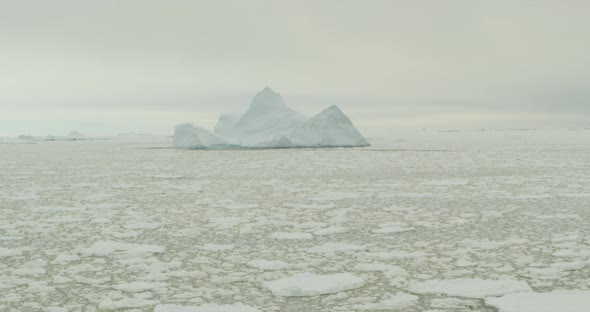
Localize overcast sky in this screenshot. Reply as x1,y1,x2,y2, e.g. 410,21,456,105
1,0,589,136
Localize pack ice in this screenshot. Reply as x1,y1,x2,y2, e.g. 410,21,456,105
174,87,370,149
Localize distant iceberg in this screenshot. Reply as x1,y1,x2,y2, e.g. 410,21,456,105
174,87,370,149
67,131,85,140
16,131,106,142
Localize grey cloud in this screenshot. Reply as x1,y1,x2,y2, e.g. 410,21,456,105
1,0,589,135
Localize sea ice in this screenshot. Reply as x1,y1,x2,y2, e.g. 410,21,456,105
485,291,590,312
246,259,291,271
98,297,159,310
270,232,313,240
0,247,21,257
353,263,407,277
430,297,479,309
80,241,165,257
154,303,262,312
313,226,349,236
124,221,161,230
360,250,426,260
199,244,234,251
3,129,590,311
372,226,415,234
113,281,167,293
353,293,418,310
408,278,531,298
306,242,367,254
52,254,80,264
263,273,365,296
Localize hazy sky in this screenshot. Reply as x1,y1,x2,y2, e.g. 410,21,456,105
1,0,589,136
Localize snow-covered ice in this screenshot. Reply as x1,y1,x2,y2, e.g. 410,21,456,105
246,260,292,271
270,232,313,240
408,278,532,298
154,303,262,312
0,247,22,257
353,263,407,277
306,242,367,254
352,293,418,310
199,244,234,251
98,297,159,310
113,281,167,293
80,241,165,257
485,291,590,312
262,273,366,296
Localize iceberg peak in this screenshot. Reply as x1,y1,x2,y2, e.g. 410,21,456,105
249,87,285,111
316,105,347,119
227,87,305,145
324,105,342,113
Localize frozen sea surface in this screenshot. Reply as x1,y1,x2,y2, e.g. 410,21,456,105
1,130,589,311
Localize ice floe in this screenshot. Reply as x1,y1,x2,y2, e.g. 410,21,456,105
98,297,159,310
270,232,313,240
353,263,407,277
199,244,234,251
306,242,367,254
154,303,261,312
408,278,531,298
485,291,590,312
353,293,418,310
112,281,167,293
81,241,165,257
0,247,21,257
263,273,365,296
246,259,292,271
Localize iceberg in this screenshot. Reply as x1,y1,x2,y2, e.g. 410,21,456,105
67,131,85,139
260,105,370,148
214,113,242,136
16,132,106,142
174,87,369,149
173,123,237,150
222,87,307,146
